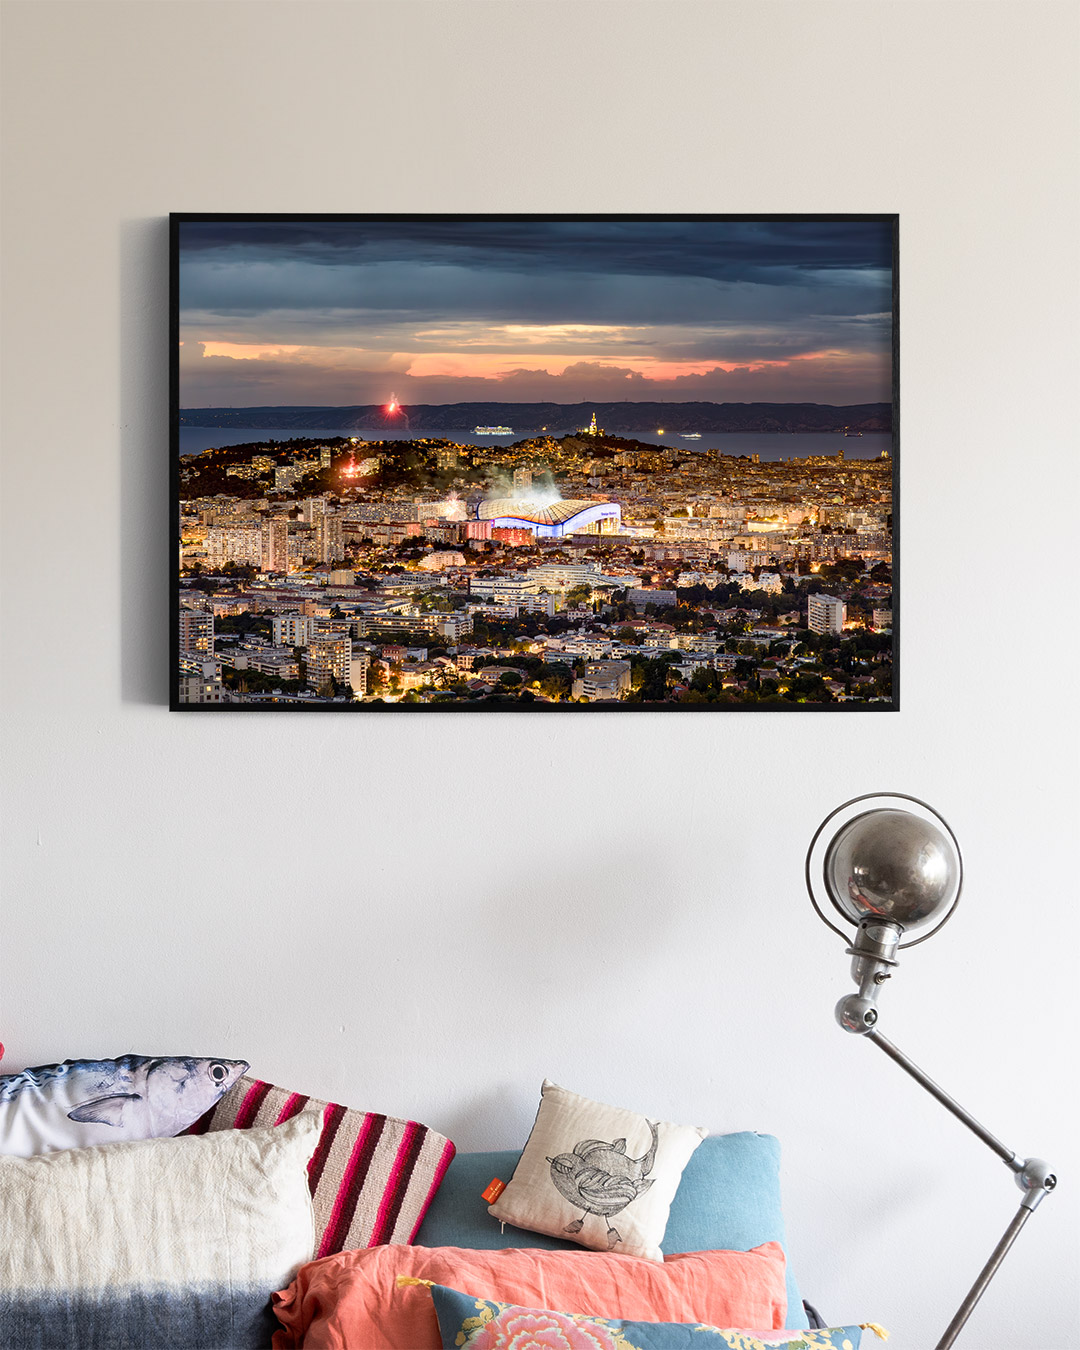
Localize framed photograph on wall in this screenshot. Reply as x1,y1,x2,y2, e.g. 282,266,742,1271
171,214,898,711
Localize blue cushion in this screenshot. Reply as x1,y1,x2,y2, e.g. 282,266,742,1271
415,1131,808,1330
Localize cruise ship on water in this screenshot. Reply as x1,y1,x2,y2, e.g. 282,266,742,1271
680,433,702,440
473,425,513,436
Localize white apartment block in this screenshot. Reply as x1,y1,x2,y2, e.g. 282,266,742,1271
572,659,632,702
312,618,351,643
178,609,214,653
674,654,739,679
490,577,540,603
315,515,344,563
273,614,316,647
417,551,467,572
560,637,614,660
675,633,719,653
527,563,601,591
808,593,846,635
306,635,351,685
206,525,262,569
261,519,290,573
739,571,782,594
433,613,473,641
628,588,677,609
515,594,556,618
677,570,726,589
245,650,300,681
274,464,305,490
349,649,370,696
178,673,223,704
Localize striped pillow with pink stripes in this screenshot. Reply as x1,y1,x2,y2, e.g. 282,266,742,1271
187,1076,455,1258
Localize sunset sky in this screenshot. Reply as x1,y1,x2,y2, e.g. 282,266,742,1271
178,218,894,408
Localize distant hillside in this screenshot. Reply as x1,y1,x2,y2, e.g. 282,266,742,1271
179,401,891,435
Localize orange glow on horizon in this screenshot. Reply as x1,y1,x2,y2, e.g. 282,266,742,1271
200,342,303,360
189,341,857,383
404,351,844,381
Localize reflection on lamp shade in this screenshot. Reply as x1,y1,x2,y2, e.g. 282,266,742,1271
823,808,961,931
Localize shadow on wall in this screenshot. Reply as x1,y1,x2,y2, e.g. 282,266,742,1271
435,1087,525,1157
120,217,170,706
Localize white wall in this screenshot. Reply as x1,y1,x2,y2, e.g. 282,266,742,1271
2,2,1077,1345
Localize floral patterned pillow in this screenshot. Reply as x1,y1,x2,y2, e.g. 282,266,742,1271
423,1281,886,1350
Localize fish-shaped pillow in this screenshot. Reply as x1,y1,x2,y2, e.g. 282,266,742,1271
0,1054,248,1157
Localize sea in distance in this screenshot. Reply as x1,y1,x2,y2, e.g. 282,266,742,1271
178,427,890,462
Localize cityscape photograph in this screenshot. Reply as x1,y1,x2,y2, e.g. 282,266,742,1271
172,216,897,710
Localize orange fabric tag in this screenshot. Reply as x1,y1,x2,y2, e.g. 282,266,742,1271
481,1177,506,1203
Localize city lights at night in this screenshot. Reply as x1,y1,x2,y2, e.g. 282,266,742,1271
174,216,896,710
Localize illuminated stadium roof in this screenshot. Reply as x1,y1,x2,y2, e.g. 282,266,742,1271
477,498,622,539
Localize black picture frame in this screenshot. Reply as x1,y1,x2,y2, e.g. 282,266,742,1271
171,213,898,712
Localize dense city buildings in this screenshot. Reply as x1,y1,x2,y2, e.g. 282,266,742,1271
176,424,894,707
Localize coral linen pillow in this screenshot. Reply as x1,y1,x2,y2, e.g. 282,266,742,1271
488,1080,707,1261
270,1242,788,1350
191,1074,456,1258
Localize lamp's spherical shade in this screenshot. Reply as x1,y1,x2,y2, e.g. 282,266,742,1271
823,808,961,931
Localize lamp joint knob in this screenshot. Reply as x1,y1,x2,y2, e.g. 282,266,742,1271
836,994,880,1034
1015,1157,1056,1204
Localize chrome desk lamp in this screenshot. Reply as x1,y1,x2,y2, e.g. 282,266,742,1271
806,793,1056,1349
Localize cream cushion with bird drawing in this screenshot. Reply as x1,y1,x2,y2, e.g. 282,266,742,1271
488,1080,707,1262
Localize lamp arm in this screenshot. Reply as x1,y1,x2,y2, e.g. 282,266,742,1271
866,1030,1017,1165
934,1202,1038,1350
861,1029,1056,1349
